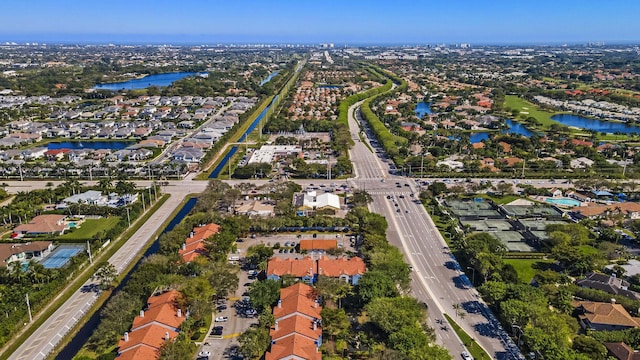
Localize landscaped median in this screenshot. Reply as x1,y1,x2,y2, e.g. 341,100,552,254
444,313,492,360
0,194,169,360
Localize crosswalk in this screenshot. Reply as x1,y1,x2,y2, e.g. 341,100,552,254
369,191,414,195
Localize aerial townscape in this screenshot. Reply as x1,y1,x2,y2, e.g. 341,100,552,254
2,1,640,360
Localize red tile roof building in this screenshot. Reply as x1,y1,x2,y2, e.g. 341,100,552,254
267,256,367,285
179,223,220,262
265,283,322,360
117,290,186,360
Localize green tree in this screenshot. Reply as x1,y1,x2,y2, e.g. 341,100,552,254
238,328,270,360
366,297,425,334
572,335,607,360
357,270,398,304
321,307,350,341
351,190,373,207
94,262,117,290
315,276,352,308
248,279,281,312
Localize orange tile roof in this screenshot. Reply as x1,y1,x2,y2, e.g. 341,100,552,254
280,282,316,301
499,157,523,167
267,257,317,278
317,256,366,277
472,142,485,149
299,239,337,251
273,292,321,321
180,223,219,262
270,315,322,342
118,324,177,354
13,214,66,234
187,223,220,245
265,333,321,360
132,302,184,331
146,290,181,309
116,345,159,360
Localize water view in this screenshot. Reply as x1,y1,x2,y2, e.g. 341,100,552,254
48,141,132,150
259,70,279,86
415,101,433,118
468,119,535,143
94,72,204,90
551,114,640,135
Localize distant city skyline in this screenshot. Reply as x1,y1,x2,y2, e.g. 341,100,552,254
0,0,638,45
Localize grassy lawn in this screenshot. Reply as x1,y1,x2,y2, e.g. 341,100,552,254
444,314,492,360
503,95,559,128
578,245,600,256
474,194,521,205
58,217,121,241
503,258,554,284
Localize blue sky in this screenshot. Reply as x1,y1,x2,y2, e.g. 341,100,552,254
0,0,637,44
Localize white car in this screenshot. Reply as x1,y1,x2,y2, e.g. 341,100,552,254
461,351,473,360
198,351,211,357
215,316,228,322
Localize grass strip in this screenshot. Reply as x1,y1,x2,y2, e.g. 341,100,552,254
444,314,492,360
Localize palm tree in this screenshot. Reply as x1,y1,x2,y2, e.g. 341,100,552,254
97,178,113,195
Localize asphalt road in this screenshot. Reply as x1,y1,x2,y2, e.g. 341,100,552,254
346,104,523,360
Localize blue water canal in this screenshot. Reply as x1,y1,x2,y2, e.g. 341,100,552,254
94,71,205,90
57,197,198,360
48,141,132,150
259,70,279,86
208,96,279,178
551,114,640,134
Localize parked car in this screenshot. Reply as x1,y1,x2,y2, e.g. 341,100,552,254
215,316,229,322
461,351,473,360
216,304,228,311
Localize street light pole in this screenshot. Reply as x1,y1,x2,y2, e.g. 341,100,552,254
25,293,32,322
87,240,93,264
126,207,131,228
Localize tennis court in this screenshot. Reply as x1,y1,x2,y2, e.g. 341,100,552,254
40,244,85,269
461,219,513,232
491,231,536,252
502,204,563,218
445,199,502,219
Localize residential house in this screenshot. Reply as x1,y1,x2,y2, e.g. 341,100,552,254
117,290,186,360
235,201,275,217
317,256,366,285
573,299,640,331
571,202,640,221
267,257,317,284
265,283,322,360
576,273,640,300
13,215,67,236
179,223,220,262
604,342,640,360
0,241,53,267
570,157,595,169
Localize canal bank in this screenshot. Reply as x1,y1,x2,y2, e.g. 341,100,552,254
54,197,198,359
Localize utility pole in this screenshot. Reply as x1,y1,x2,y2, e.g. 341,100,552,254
421,153,424,177
18,163,23,181
25,293,32,322
521,159,525,178
87,240,93,264
141,193,146,212
126,207,131,228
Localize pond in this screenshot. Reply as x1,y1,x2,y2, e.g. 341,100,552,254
94,72,205,90
415,102,432,119
551,114,640,134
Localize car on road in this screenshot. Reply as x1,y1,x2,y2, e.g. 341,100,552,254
216,304,227,311
215,316,228,322
461,351,473,360
210,326,223,336
396,209,400,213
198,351,211,358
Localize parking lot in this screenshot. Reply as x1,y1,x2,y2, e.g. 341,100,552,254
195,267,257,360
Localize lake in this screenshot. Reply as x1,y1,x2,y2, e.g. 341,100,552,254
467,119,536,143
259,70,279,86
48,141,132,150
94,72,203,90
551,114,640,134
415,102,432,119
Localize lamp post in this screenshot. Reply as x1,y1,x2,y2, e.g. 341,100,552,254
467,266,476,286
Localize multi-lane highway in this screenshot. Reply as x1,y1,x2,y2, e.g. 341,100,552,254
347,105,523,359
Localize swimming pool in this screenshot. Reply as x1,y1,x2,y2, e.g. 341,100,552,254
545,197,581,207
